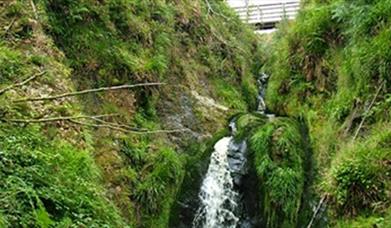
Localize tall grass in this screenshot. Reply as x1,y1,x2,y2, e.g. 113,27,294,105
265,0,391,224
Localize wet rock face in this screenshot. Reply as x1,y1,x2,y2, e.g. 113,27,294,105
227,140,248,186
226,138,262,228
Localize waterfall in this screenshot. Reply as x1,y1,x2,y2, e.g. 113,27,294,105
192,73,269,228
192,136,240,228
257,73,269,113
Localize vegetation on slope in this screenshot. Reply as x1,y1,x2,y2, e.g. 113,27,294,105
264,0,391,225
0,126,126,227
236,114,308,227
0,0,262,227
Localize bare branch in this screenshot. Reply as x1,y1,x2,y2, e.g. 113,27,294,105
69,119,190,135
2,113,189,135
352,80,385,141
0,71,46,96
13,82,166,103
29,0,39,20
2,114,117,123
4,17,16,35
307,194,328,228
204,0,230,20
89,117,148,132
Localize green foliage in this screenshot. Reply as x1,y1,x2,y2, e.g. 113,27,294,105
326,127,391,217
235,113,267,140
43,0,260,108
1,0,262,227
237,117,305,227
265,0,391,224
211,78,247,110
0,125,126,227
0,44,26,83
119,133,185,227
134,147,184,214
336,208,391,228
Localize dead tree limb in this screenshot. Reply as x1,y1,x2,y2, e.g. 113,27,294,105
4,17,16,35
29,0,39,20
307,194,328,228
204,0,230,20
352,80,385,141
13,82,165,103
89,117,148,132
70,119,190,135
2,114,189,134
0,71,46,96
2,114,117,123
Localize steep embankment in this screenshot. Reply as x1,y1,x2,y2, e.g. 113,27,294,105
264,0,391,226
0,0,262,227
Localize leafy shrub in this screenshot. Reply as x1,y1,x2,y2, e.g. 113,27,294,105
133,147,184,213
0,45,26,83
0,126,126,227
327,128,391,217
248,118,305,227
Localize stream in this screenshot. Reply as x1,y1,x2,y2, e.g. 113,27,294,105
191,74,269,228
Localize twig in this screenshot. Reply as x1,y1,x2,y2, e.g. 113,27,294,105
2,114,117,123
29,0,39,20
0,71,46,96
4,17,16,35
204,0,230,20
1,113,189,134
307,194,328,228
89,117,148,132
352,80,385,141
13,82,165,102
69,119,190,135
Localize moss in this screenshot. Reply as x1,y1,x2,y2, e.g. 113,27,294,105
235,113,267,140
235,116,306,227
250,118,305,227
0,44,27,83
211,78,247,111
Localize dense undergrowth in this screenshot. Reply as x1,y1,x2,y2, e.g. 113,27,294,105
0,0,262,227
235,114,309,227
264,0,391,226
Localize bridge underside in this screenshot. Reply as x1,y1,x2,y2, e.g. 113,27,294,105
228,0,300,31
254,21,277,30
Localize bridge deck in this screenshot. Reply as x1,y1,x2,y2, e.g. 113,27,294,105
227,0,300,29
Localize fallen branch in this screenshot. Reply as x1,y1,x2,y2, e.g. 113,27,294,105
307,194,328,228
4,17,16,35
0,71,46,96
70,119,190,135
204,0,230,20
13,82,165,103
2,114,117,123
352,80,385,141
1,114,189,134
89,117,148,132
29,0,39,20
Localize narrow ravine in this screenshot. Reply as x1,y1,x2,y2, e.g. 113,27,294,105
192,74,270,228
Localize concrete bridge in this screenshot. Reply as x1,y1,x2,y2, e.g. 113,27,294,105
227,0,301,30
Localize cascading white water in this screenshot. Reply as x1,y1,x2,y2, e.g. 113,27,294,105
193,136,239,228
191,73,270,228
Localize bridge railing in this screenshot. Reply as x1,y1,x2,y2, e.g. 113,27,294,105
230,1,300,25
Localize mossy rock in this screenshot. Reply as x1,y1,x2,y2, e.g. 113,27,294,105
247,117,305,228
